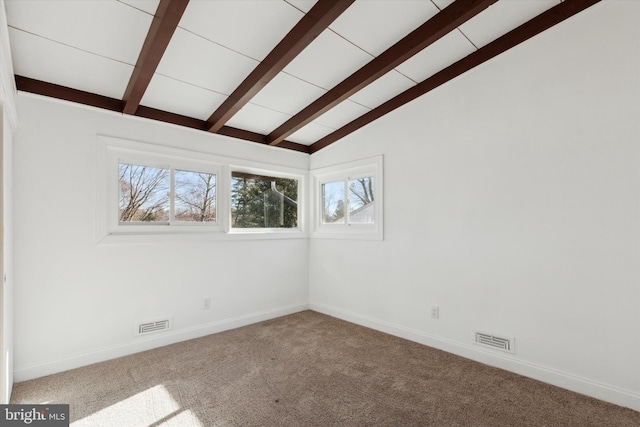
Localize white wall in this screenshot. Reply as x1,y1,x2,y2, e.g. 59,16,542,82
10,0,639,412
310,1,640,411
2,110,13,403
1,0,17,404
13,93,309,381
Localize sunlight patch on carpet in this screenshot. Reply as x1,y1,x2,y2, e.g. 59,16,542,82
71,384,203,427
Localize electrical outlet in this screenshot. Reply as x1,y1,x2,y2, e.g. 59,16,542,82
203,297,211,310
430,306,439,319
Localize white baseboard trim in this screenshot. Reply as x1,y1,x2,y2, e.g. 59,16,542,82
14,302,309,383
310,302,640,412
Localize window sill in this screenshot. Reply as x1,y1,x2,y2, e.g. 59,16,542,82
97,229,308,244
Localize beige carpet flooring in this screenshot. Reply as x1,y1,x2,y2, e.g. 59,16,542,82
11,310,640,426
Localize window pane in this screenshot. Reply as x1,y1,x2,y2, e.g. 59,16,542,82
175,170,216,223
322,181,345,224
348,177,375,224
231,172,298,228
119,163,169,222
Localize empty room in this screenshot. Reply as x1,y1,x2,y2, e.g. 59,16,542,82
0,0,638,425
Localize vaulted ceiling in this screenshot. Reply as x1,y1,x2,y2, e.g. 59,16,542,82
5,0,599,154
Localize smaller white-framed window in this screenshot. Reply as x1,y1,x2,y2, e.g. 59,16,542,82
311,155,383,240
229,165,305,234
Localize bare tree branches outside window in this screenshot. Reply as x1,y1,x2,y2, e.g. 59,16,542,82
322,177,375,224
349,177,374,209
118,163,217,224
175,170,216,222
119,163,169,222
348,177,375,223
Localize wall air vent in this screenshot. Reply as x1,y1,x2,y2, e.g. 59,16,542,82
137,319,171,335
473,331,515,354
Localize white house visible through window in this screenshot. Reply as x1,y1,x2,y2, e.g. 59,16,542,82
118,162,217,225
349,177,375,224
312,156,383,240
322,176,375,225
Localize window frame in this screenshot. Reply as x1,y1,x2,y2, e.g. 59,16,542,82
96,135,307,242
101,139,225,237
172,167,218,225
228,165,305,235
117,161,220,228
310,155,383,240
117,161,172,225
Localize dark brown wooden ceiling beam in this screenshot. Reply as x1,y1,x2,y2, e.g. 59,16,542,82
122,0,189,115
217,127,310,154
206,0,355,133
137,106,309,152
310,0,602,154
15,75,124,112
15,75,310,153
135,105,208,131
267,0,498,146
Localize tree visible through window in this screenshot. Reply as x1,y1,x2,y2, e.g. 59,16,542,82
118,163,216,224
322,181,345,224
348,177,375,224
323,177,375,224
119,163,169,222
175,170,216,222
231,172,298,228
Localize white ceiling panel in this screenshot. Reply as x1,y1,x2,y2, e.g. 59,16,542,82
118,0,160,15
396,29,476,83
141,74,227,120
288,122,335,146
285,0,317,14
250,72,326,115
431,0,456,11
156,28,258,96
179,1,304,61
312,99,370,130
459,0,561,48
349,69,415,109
5,0,586,151
329,0,439,56
226,103,292,136
283,29,373,90
9,28,133,99
5,0,152,65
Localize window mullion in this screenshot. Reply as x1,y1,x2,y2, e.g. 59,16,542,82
345,179,350,226
169,166,175,224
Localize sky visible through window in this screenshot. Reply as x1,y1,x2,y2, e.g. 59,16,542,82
323,177,374,224
118,163,216,224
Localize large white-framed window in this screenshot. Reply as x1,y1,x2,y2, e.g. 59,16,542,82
311,155,383,240
97,136,225,238
96,135,307,242
118,161,219,227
